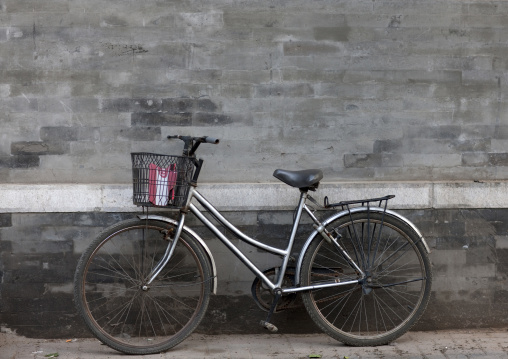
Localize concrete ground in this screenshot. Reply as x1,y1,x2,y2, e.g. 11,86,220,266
1,328,508,359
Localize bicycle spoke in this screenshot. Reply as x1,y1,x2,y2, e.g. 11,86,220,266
301,213,431,346
91,254,139,287
146,292,192,329
75,220,211,354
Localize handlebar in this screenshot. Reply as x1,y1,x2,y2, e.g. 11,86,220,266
167,135,220,156
168,135,219,144
167,135,220,185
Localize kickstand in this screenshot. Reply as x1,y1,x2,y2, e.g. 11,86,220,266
260,291,281,333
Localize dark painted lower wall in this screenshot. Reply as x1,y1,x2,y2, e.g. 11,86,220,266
1,209,508,338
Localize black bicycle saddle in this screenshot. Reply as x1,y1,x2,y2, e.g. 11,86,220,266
273,169,323,190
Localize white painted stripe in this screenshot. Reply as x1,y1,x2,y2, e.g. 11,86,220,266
0,182,505,213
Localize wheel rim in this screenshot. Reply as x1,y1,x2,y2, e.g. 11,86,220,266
81,224,206,349
307,218,428,340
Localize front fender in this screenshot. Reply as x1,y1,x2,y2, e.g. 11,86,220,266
137,215,217,294
295,207,430,286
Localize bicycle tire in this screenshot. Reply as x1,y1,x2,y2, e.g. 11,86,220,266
74,218,211,355
300,212,432,346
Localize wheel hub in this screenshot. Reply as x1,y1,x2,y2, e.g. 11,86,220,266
361,272,374,295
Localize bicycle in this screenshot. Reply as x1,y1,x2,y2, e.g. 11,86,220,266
74,135,432,355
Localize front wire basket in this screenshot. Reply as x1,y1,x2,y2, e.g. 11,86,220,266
131,152,195,209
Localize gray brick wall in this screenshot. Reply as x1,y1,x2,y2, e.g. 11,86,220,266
1,209,508,337
2,0,508,338
0,0,507,183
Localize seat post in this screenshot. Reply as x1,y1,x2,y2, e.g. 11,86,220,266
278,191,307,279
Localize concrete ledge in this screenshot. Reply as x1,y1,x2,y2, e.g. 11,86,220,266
0,181,507,212
433,182,508,209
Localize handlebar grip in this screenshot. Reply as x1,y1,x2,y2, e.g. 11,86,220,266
167,135,220,144
204,136,220,144
167,135,219,157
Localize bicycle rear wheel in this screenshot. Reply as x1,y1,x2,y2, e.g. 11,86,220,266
300,212,432,346
74,219,211,355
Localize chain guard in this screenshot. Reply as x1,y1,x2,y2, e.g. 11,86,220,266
250,267,298,312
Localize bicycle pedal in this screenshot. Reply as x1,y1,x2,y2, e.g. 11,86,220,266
260,320,278,333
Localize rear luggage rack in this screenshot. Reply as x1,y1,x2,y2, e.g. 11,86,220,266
324,194,395,210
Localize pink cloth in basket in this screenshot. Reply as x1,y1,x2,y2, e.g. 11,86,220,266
148,163,177,206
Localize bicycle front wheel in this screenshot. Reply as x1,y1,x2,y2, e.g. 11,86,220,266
74,219,211,355
300,212,432,346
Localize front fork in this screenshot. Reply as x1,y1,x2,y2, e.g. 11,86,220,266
143,212,187,286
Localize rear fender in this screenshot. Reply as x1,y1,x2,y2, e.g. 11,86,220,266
295,207,430,286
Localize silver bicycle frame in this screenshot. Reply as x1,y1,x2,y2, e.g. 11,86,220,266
145,186,363,293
